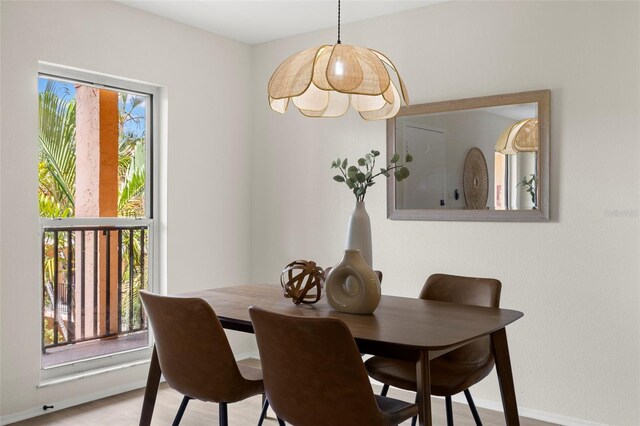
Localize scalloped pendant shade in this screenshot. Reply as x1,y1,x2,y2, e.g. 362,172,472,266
267,2,409,120
495,118,539,154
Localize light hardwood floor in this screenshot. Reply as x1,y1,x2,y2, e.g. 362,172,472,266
13,382,557,426
43,286,545,425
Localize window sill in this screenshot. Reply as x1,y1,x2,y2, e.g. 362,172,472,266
38,358,150,388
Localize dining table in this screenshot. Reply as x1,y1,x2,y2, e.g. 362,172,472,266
139,284,523,426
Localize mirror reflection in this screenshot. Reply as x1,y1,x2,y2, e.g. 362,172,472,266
387,91,549,221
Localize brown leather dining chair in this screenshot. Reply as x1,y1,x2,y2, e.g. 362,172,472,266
249,306,418,426
364,274,502,426
140,291,268,426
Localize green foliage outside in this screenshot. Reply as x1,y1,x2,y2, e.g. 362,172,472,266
38,82,77,218
39,81,148,346
38,80,147,218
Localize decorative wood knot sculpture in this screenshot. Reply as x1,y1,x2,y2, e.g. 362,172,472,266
280,260,325,305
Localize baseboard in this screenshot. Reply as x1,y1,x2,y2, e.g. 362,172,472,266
1,351,259,425
449,393,606,426
1,379,151,425
2,354,604,426
371,381,606,426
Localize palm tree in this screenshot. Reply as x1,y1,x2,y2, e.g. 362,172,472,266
117,93,146,217
39,83,148,218
39,81,76,218
39,81,149,343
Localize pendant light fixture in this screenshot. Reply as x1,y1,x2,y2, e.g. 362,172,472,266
267,0,409,120
495,118,539,155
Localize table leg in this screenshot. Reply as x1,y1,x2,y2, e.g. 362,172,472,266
490,328,520,425
415,350,432,426
139,345,161,426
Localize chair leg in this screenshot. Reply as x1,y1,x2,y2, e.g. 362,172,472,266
380,384,390,396
219,402,228,426
445,396,454,426
464,389,482,426
410,393,419,426
257,397,269,426
262,395,284,425
172,396,191,426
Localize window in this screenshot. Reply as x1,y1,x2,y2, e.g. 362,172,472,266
38,68,157,369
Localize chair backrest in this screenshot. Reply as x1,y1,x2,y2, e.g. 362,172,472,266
140,291,249,403
419,274,501,365
249,307,385,426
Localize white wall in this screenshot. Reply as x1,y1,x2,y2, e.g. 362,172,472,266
0,0,254,419
2,1,639,424
401,110,517,209
251,2,640,425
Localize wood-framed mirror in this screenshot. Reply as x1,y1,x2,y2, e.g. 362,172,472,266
387,90,550,221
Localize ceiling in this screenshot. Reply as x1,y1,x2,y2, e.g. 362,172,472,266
117,0,441,45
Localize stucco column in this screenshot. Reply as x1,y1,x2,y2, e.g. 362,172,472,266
74,87,119,338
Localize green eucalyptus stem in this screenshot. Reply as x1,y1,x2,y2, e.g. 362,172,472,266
517,174,537,206
331,150,412,202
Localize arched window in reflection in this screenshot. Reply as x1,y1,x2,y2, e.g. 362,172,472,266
495,118,539,210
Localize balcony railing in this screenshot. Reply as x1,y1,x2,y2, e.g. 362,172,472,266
42,225,149,352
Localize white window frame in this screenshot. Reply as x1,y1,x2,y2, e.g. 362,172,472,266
37,63,162,382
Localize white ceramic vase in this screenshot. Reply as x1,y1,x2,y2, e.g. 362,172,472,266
325,249,381,314
345,201,372,266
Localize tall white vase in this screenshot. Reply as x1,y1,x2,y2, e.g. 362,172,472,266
345,201,372,267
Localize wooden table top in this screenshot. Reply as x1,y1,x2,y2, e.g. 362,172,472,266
183,284,523,354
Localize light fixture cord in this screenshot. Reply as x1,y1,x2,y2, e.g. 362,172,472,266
337,0,341,44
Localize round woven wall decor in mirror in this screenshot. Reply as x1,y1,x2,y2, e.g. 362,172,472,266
386,90,550,221
463,147,489,210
